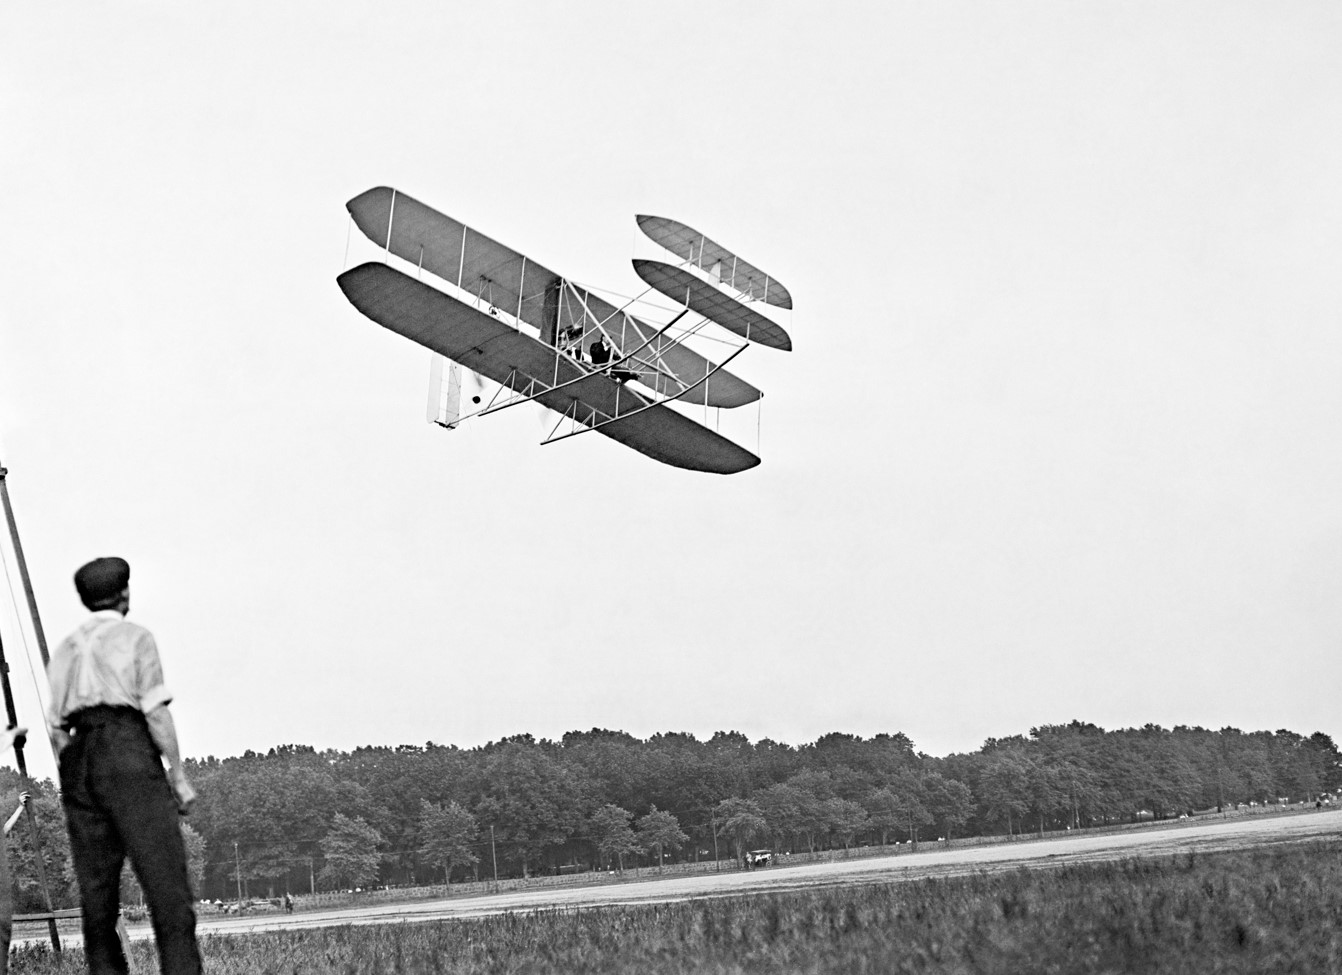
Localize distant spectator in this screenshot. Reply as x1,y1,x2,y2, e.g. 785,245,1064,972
0,727,28,975
3,787,28,835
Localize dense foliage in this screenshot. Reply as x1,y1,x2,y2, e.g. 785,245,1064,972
2,721,1337,906
12,839,1342,974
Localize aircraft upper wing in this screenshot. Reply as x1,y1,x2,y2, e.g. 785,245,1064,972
346,187,760,409
636,214,793,310
347,186,563,330
337,262,761,475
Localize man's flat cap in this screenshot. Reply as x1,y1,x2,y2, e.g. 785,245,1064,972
74,557,130,606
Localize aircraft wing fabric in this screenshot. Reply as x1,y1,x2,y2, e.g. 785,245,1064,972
636,214,793,310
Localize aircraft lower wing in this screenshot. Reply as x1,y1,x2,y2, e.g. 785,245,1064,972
337,262,760,475
632,260,793,352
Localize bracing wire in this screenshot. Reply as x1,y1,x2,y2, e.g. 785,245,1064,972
572,278,767,350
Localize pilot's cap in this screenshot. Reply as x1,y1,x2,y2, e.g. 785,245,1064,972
74,557,130,609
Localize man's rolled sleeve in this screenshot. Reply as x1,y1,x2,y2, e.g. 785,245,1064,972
134,631,174,714
140,684,173,714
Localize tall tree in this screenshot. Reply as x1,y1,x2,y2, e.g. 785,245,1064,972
889,773,933,847
979,756,1030,836
474,740,582,878
755,783,807,851
713,798,767,863
318,814,383,890
636,806,688,873
923,774,973,843
1306,733,1341,795
823,797,868,851
783,774,831,852
181,823,207,896
418,800,479,884
590,804,640,872
1025,761,1068,836
862,786,903,846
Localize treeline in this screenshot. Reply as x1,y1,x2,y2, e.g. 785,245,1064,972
2,722,1338,907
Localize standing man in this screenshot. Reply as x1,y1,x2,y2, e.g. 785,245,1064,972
47,557,201,975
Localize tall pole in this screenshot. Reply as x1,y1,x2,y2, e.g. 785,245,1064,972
0,464,52,667
234,841,244,909
490,825,498,891
0,463,58,775
710,811,719,872
0,462,61,951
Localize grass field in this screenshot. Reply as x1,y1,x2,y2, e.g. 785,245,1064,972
13,839,1342,973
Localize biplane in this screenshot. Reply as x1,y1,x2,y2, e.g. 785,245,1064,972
336,187,793,474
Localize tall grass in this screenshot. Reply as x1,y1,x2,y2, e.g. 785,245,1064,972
14,839,1342,973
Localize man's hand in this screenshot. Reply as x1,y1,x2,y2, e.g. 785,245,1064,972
2,724,27,751
169,769,197,816
4,788,31,835
144,704,192,812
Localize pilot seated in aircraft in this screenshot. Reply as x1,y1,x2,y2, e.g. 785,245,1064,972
561,324,584,352
590,335,634,382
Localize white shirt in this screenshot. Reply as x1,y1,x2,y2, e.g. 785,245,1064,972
46,610,173,730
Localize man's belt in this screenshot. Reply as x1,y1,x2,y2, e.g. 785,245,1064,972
66,704,144,732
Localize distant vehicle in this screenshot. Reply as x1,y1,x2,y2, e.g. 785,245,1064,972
746,850,772,867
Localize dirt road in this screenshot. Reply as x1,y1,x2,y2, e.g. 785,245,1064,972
169,808,1339,941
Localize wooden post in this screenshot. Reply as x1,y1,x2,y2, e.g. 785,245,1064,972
490,825,498,891
234,842,243,910
0,463,52,668
710,811,720,871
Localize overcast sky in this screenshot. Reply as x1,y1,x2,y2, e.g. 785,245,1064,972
2,3,1339,785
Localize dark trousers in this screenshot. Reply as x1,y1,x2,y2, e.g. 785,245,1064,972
59,707,201,975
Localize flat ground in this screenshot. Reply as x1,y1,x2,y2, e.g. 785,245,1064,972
160,808,1339,942
20,809,1334,948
